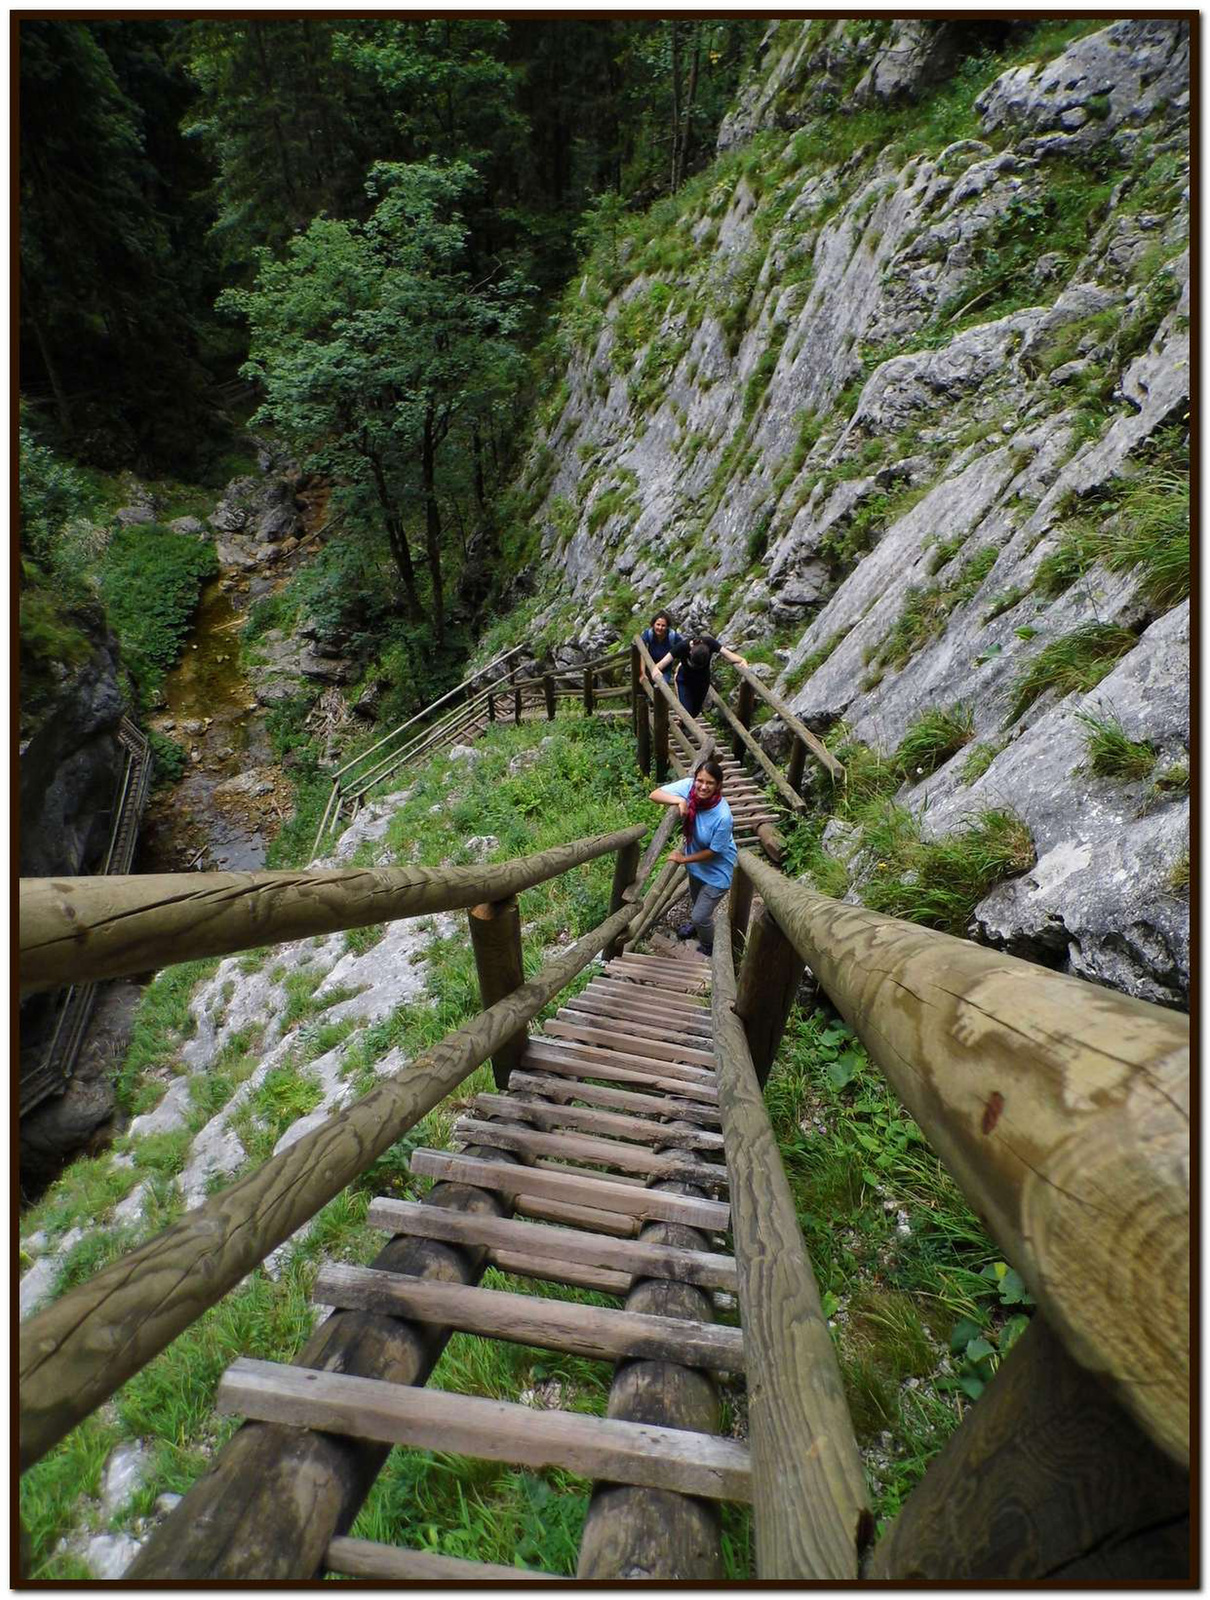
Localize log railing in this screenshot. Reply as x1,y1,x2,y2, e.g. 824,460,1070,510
725,847,1188,1580
18,823,649,1472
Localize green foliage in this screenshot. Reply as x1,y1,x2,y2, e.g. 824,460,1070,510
784,627,852,695
960,741,1004,784
894,704,974,783
1106,465,1189,609
871,545,999,675
113,957,219,1113
1168,852,1190,897
741,323,789,422
861,807,1036,935
148,729,187,787
1010,623,1137,719
99,525,218,703
1076,712,1157,781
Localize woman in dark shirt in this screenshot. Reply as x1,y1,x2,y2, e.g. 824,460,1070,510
653,634,748,716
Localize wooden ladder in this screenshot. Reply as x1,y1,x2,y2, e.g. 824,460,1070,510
213,949,749,1581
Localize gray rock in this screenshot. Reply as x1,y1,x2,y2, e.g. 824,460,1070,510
100,1441,153,1519
298,648,356,684
84,1534,142,1580
168,516,206,537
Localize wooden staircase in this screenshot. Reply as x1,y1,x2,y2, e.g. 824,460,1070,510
213,948,748,1580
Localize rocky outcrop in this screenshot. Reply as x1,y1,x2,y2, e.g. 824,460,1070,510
518,19,1190,1003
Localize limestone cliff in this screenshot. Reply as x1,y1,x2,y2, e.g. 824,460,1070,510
518,19,1190,1004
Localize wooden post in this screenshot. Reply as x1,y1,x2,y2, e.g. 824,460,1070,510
513,678,522,724
734,906,806,1089
583,667,596,716
487,692,496,724
653,689,670,783
729,869,754,967
636,693,651,776
786,736,807,796
732,677,755,760
543,674,556,721
467,897,527,1089
736,847,1190,1466
711,900,869,1577
866,1315,1189,1581
605,839,642,962
629,644,642,734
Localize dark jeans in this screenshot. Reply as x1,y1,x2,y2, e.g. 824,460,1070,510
687,870,727,953
677,677,708,717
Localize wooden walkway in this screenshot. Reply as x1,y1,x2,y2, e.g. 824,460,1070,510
213,948,747,1581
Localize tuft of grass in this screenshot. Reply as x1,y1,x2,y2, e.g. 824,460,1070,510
1152,762,1189,796
862,807,1036,935
1168,852,1189,897
1010,624,1137,719
1105,468,1189,609
1076,712,1156,781
114,958,219,1114
872,546,1000,675
784,627,852,695
894,705,974,783
960,741,1005,784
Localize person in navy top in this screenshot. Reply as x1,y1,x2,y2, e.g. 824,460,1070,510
649,759,736,954
639,609,684,688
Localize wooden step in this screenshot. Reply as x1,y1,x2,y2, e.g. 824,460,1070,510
473,1092,725,1152
489,1250,631,1295
530,1033,717,1088
543,1019,716,1069
410,1150,731,1232
367,1199,738,1290
524,1041,719,1103
455,1118,728,1190
615,950,710,973
326,1536,556,1582
557,1004,714,1049
507,1070,723,1128
604,961,708,994
514,1195,640,1236
572,990,714,1034
217,1358,751,1501
586,978,709,1017
532,1159,648,1187
313,1265,744,1371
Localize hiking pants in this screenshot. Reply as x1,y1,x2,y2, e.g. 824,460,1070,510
687,870,726,954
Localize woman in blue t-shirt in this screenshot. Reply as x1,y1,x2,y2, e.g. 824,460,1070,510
639,609,684,687
649,758,736,954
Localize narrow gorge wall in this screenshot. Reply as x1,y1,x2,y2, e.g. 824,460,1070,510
518,18,1190,1005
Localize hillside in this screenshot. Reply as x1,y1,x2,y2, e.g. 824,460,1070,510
514,18,1190,1006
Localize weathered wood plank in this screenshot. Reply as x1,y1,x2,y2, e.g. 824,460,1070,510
218,1358,751,1501
604,960,708,994
711,900,869,1578
489,1250,632,1295
706,688,806,814
605,838,642,962
737,849,1191,1465
726,660,845,781
366,1198,738,1290
558,1002,714,1046
326,1536,555,1582
866,1315,1189,1581
454,1117,728,1190
514,1196,640,1236
474,1092,724,1151
588,978,708,1016
508,1070,723,1128
20,826,645,994
19,899,641,1474
543,1018,716,1068
313,1265,745,1371
410,1150,731,1231
574,993,714,1036
525,1039,719,1101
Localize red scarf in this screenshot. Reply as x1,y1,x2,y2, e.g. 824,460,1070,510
683,784,722,847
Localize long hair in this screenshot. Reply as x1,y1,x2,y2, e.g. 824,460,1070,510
697,758,725,788
651,608,673,629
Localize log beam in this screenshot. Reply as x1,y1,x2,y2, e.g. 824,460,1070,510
734,907,806,1089
736,848,1190,1465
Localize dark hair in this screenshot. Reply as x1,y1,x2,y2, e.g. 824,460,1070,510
689,641,711,670
651,609,673,629
698,758,725,787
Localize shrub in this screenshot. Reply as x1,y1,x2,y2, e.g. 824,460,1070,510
100,525,219,702
148,730,188,787
1010,624,1137,719
1076,712,1157,781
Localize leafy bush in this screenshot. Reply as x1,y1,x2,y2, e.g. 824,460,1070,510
99,525,218,702
148,730,188,787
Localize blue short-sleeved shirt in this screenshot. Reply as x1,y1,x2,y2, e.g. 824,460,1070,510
666,777,737,889
643,628,684,683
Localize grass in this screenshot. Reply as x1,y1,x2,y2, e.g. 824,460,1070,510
894,705,974,783
784,627,853,695
960,741,1005,784
1076,712,1156,782
1010,623,1138,719
861,808,1036,935
870,545,999,675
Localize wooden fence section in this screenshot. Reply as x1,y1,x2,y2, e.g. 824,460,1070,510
734,849,1189,1471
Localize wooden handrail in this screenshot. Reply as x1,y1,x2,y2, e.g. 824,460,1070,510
723,660,845,782
632,635,714,759
706,688,806,814
710,898,869,1577
18,895,643,1473
736,849,1190,1466
19,827,645,995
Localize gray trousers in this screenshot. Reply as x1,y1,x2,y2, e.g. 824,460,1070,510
687,871,727,953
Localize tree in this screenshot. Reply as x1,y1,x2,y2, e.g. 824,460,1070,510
227,161,528,646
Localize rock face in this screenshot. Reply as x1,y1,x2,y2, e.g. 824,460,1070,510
19,613,127,877
517,19,1190,1004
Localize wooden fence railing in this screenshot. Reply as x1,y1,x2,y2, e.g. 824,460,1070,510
18,824,649,1472
722,848,1189,1579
